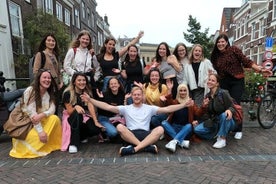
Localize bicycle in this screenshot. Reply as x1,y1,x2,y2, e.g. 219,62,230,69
257,77,276,129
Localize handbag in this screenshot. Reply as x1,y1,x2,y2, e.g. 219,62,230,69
3,98,33,140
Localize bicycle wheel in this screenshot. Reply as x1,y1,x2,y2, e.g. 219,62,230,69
257,93,276,129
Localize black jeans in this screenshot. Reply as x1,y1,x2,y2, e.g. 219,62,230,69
220,76,244,132
68,110,101,147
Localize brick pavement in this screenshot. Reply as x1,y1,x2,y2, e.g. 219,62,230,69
0,124,275,184
0,102,275,183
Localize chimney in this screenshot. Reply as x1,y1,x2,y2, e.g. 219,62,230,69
104,15,109,26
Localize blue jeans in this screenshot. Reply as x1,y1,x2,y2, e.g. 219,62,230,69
194,113,237,140
162,120,192,143
98,115,118,138
150,114,168,129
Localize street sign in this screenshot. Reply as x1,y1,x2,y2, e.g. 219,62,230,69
263,51,273,60
266,37,274,48
262,60,273,70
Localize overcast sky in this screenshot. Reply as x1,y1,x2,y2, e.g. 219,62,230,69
96,0,242,47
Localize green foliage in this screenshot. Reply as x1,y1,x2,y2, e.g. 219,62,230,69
23,10,71,59
183,15,214,59
243,69,267,102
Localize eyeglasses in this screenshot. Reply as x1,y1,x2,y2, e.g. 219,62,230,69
178,49,186,52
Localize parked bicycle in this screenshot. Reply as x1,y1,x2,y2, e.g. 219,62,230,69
257,77,276,129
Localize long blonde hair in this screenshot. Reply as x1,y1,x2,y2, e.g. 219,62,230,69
176,84,190,104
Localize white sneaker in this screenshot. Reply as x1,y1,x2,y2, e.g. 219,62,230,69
68,145,78,153
165,139,178,152
81,139,88,143
180,140,190,149
234,132,243,140
159,134,165,140
213,137,226,149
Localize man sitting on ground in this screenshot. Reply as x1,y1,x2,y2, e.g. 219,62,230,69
81,86,193,156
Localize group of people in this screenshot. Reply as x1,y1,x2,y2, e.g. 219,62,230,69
6,30,272,158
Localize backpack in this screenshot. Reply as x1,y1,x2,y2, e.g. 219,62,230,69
217,89,243,124
29,51,46,82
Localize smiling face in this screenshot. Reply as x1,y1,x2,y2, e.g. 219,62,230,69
192,46,203,61
158,44,167,59
108,78,120,93
131,87,144,105
177,45,187,59
207,74,219,90
178,86,188,99
128,46,138,61
74,75,87,93
149,70,160,85
45,36,56,50
79,34,91,49
39,71,52,89
105,39,116,54
216,38,228,52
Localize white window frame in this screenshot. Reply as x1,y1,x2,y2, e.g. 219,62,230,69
64,8,71,26
45,0,53,14
91,13,95,28
56,2,63,21
9,1,23,37
274,0,276,19
75,9,80,28
87,7,91,27
251,22,256,40
82,2,85,19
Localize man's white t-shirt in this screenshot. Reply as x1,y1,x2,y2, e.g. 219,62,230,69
118,104,159,131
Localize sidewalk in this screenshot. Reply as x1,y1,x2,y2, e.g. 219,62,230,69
0,108,275,183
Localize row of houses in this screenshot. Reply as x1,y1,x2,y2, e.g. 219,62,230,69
1,0,112,90
219,0,276,65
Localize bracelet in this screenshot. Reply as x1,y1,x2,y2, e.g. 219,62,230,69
34,123,43,133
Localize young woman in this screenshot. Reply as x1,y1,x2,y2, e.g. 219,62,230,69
210,34,272,139
193,74,238,149
9,69,61,158
97,31,144,92
62,73,104,153
173,42,189,84
33,33,62,89
96,77,128,140
156,42,181,98
63,30,100,89
120,44,146,93
183,44,216,106
162,83,201,152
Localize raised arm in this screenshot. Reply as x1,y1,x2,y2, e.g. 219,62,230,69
81,92,119,114
157,98,194,114
118,31,144,57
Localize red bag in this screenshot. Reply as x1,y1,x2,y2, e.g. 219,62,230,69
233,103,243,124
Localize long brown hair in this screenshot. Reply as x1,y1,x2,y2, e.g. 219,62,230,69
28,69,57,110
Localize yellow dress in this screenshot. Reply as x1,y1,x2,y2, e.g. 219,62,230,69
9,115,62,158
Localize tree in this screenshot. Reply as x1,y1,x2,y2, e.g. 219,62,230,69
183,15,214,59
14,10,71,85
23,10,71,59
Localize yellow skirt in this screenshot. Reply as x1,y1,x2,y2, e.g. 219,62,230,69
9,115,62,158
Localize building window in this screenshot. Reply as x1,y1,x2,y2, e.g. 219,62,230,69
56,2,63,21
259,18,265,37
274,0,276,19
45,0,53,14
87,8,91,27
64,8,70,26
82,2,85,19
75,9,80,28
91,13,95,28
251,22,256,39
9,1,23,37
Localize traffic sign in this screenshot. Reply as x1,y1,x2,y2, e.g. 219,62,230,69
262,60,273,70
263,51,273,60
266,37,273,48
